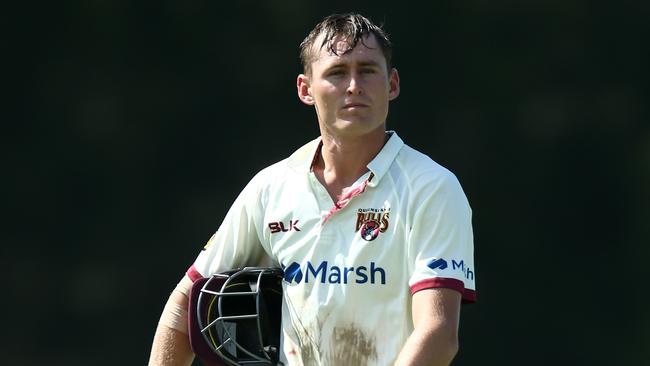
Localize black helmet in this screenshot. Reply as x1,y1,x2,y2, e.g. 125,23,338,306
188,267,284,366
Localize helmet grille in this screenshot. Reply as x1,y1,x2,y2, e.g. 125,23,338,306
197,268,283,366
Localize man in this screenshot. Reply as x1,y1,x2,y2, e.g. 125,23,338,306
149,13,476,366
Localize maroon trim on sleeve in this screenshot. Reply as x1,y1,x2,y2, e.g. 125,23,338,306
410,277,477,304
187,264,204,282
463,288,477,303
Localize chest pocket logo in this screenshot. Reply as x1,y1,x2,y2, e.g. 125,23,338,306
355,209,390,241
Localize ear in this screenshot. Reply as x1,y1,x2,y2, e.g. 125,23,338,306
297,74,315,105
388,68,400,101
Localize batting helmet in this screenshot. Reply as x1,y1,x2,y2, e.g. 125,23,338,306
188,267,284,366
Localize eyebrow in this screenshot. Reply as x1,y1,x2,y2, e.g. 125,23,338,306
325,60,382,71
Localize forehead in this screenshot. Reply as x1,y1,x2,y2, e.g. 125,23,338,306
310,33,387,70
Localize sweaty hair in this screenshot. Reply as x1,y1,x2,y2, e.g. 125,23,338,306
299,13,393,75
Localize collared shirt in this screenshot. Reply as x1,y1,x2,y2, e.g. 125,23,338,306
189,131,476,366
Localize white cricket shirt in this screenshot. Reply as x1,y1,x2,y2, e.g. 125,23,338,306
188,131,476,366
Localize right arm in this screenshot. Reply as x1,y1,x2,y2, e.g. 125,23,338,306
149,169,274,365
148,276,195,366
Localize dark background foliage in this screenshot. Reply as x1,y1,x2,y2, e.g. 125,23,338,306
5,1,649,365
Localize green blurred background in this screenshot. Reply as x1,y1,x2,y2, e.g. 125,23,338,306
5,1,649,365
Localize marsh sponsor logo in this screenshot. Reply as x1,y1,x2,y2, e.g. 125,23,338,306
282,261,386,285
426,258,475,281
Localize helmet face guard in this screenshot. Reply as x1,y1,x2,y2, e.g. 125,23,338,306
188,267,284,366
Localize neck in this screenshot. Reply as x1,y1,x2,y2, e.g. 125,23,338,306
313,127,387,200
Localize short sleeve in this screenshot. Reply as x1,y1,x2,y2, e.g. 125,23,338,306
407,172,476,303
187,173,275,282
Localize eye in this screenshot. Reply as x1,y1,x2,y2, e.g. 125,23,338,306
360,68,376,74
328,69,345,76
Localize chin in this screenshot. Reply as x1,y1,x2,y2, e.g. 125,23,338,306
336,115,374,126
332,120,384,136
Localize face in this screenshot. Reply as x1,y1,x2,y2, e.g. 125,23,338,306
297,34,400,139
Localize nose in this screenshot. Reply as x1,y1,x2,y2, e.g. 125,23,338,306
346,74,363,95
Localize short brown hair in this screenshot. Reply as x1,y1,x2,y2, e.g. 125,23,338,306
299,13,393,75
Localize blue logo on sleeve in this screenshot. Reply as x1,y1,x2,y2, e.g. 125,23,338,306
426,257,475,281
427,258,448,270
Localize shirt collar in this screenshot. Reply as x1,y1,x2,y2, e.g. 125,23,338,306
286,137,322,172
366,130,403,187
286,131,405,186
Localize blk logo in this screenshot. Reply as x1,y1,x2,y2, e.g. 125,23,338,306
268,220,301,234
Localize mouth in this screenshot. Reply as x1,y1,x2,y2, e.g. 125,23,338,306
342,102,369,109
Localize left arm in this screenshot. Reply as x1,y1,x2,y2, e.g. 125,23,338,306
394,288,461,366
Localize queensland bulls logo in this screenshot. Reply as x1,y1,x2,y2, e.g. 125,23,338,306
356,207,390,241
360,220,381,241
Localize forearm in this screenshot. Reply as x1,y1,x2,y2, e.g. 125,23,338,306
149,323,194,366
149,277,195,366
395,288,461,366
393,326,458,366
